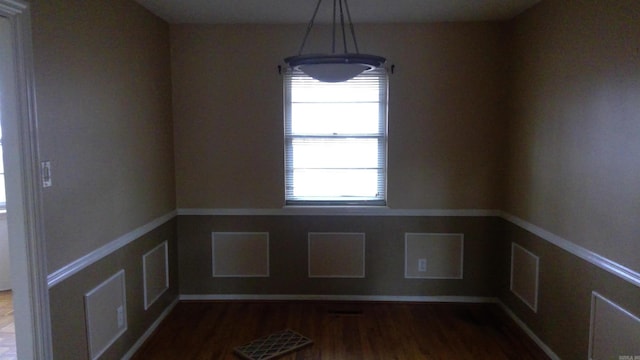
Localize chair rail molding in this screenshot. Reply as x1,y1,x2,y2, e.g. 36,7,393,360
500,212,640,289
47,210,177,288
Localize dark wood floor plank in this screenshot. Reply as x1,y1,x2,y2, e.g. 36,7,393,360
132,301,550,360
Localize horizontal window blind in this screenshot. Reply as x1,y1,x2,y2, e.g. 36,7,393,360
284,68,388,205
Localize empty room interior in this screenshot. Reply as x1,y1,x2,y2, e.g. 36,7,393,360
1,0,639,359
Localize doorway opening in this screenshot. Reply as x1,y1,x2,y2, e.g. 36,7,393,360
0,2,53,359
0,15,17,360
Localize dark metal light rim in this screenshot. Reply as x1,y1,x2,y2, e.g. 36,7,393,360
285,53,386,69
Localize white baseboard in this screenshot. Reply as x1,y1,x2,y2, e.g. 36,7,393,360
497,300,560,360
121,297,179,360
179,294,498,303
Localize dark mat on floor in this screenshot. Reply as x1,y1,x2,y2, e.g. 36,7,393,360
233,329,313,360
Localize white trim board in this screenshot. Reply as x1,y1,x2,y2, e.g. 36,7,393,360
47,210,176,288
510,243,539,312
588,291,640,360
497,301,560,360
1,1,54,359
121,297,179,360
84,270,127,360
180,294,497,303
178,207,500,217
143,241,170,310
500,212,640,289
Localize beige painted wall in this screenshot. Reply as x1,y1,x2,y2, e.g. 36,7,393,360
31,0,176,271
172,22,508,209
505,0,640,272
29,1,179,359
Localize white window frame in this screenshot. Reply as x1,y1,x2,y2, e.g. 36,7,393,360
0,134,5,210
284,68,388,206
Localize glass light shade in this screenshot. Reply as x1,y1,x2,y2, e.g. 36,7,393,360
285,53,386,82
298,63,369,82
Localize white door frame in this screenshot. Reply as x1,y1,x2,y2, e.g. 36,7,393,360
0,0,53,359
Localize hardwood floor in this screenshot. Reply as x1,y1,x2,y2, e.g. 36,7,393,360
0,291,16,360
132,301,550,359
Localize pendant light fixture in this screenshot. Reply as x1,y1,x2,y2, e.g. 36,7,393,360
284,0,386,83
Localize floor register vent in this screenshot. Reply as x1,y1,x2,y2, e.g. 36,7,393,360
234,329,313,360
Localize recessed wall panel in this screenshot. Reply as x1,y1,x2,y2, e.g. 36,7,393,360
143,241,169,310
308,232,365,278
84,270,127,360
212,232,269,277
510,243,539,312
404,233,464,279
589,292,640,360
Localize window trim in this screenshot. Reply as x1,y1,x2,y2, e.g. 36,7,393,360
283,68,388,206
0,136,5,210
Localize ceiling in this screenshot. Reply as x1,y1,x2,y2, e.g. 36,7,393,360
134,0,541,24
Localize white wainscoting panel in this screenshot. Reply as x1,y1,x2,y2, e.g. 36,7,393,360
84,270,127,360
308,232,365,278
404,233,464,279
212,232,269,277
510,243,539,312
143,241,169,310
589,292,640,360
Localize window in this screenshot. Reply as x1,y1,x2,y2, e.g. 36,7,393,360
284,68,388,206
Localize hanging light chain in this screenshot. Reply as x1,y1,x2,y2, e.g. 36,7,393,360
297,0,324,55
338,0,347,53
343,0,360,53
296,0,362,56
332,0,337,53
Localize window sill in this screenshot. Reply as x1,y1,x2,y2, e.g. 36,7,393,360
281,205,390,216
